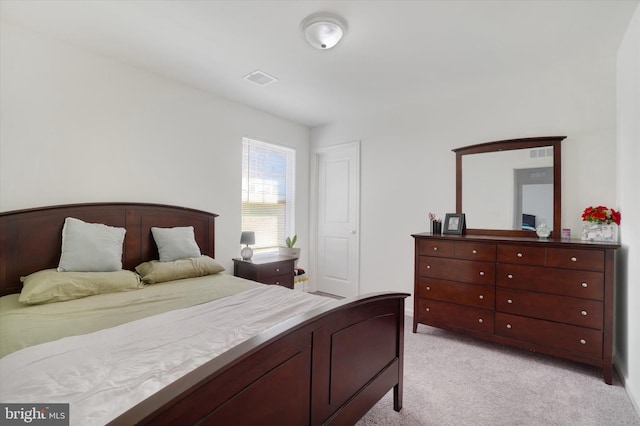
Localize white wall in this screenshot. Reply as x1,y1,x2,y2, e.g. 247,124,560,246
617,3,640,415
0,22,311,272
311,4,638,413
311,52,619,299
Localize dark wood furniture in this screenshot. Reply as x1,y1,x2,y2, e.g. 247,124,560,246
412,232,619,384
453,136,565,237
233,255,295,289
0,203,408,425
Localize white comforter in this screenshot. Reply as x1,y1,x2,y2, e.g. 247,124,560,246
0,285,331,425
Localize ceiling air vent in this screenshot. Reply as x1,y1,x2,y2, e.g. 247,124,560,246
243,70,278,87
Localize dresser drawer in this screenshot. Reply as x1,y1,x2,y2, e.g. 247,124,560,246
454,242,496,261
496,264,604,300
418,257,495,285
497,245,546,266
418,239,455,257
496,288,603,329
417,278,494,309
546,248,604,272
495,313,602,358
417,299,493,334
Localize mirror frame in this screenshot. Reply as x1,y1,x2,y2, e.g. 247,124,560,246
453,136,566,237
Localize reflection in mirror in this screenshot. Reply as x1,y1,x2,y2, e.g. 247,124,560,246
462,148,553,230
454,136,565,238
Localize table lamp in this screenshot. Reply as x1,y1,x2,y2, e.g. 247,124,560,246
240,231,255,260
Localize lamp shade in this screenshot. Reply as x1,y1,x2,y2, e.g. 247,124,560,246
240,231,255,245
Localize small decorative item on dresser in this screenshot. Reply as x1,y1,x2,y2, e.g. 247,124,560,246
442,213,466,235
429,212,442,235
535,221,551,239
581,205,621,242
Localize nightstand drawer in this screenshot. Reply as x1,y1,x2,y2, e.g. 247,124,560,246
256,260,294,279
261,273,294,289
233,256,296,289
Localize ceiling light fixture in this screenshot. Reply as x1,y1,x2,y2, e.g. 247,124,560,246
300,12,347,50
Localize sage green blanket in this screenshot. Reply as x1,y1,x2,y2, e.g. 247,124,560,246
0,274,260,358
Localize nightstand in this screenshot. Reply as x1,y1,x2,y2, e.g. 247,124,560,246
233,255,295,289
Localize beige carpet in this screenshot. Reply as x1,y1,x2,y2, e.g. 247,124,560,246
357,317,639,426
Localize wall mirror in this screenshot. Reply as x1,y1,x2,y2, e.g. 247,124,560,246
453,136,565,237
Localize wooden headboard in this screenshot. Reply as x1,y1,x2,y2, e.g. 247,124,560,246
0,203,218,296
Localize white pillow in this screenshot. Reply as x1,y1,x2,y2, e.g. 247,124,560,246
57,217,126,272
151,226,201,262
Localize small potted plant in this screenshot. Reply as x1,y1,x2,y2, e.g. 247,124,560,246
279,234,300,258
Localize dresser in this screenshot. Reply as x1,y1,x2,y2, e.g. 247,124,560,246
233,255,295,289
412,233,619,384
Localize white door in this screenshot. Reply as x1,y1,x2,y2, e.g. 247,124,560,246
315,142,360,297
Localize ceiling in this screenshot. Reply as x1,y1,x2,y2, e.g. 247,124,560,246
1,0,637,128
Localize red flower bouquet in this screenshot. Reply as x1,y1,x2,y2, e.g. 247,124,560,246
581,205,621,225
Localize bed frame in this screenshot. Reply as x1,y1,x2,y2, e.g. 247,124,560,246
0,203,407,425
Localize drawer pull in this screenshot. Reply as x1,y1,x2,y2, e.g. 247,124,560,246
472,249,477,254
581,282,588,288
426,265,431,269
507,299,513,304
479,295,484,300
506,324,512,329
517,253,523,258
479,271,485,276
426,286,431,291
478,318,484,323
433,247,438,251
507,274,514,279
275,281,280,285
571,257,577,262
581,310,588,316
425,307,430,312
580,339,586,345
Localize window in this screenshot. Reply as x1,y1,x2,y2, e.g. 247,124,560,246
242,138,295,252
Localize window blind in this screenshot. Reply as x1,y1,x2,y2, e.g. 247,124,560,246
241,138,295,252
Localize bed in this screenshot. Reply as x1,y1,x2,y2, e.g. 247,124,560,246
0,202,408,425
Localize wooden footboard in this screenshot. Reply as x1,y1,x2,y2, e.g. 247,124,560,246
111,292,408,426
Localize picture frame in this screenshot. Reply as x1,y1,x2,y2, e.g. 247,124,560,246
443,213,466,235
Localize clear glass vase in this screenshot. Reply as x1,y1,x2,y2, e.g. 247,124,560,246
581,222,618,242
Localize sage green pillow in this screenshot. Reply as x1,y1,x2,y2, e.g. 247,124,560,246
19,269,143,305
135,256,225,284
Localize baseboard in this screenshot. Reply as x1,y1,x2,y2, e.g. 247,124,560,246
615,355,640,419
